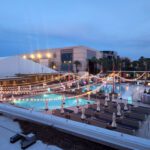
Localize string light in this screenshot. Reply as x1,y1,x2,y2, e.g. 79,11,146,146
1,71,147,103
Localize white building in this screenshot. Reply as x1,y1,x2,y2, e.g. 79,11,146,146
0,56,56,77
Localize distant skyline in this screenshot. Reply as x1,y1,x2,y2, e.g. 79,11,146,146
0,0,150,60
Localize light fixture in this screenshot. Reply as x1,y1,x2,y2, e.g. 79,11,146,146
47,88,51,92
46,53,51,58
37,53,42,59
53,65,56,69
23,55,27,59
30,54,35,59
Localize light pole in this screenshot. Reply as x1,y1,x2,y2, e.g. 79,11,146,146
112,57,115,94
144,62,147,86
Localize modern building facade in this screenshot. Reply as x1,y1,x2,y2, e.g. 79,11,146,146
21,46,103,72
21,46,117,72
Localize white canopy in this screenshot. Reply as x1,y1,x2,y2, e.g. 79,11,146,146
0,56,57,77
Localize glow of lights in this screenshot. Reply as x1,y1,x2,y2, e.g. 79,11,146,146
43,94,48,98
117,86,120,90
126,85,129,91
30,54,35,59
148,83,150,86
128,96,132,104
53,65,56,69
23,55,27,59
37,53,42,59
47,88,51,92
83,81,86,85
46,53,51,58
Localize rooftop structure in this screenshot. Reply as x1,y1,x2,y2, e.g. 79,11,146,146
0,56,57,78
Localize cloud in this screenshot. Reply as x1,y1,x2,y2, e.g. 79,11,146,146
0,0,150,59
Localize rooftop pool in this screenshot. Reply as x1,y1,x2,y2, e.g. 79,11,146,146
13,94,94,111
83,83,149,101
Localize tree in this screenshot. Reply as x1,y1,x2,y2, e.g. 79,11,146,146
121,58,131,71
74,60,81,73
90,57,98,74
131,61,139,71
49,61,55,68
98,58,104,72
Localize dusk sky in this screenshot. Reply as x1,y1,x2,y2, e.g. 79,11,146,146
0,0,150,59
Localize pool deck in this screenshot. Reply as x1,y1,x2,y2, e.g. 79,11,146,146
51,95,150,140
0,103,150,150
2,90,150,149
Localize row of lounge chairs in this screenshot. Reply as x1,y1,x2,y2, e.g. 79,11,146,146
53,107,135,135
53,94,150,136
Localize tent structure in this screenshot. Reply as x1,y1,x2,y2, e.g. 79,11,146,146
0,56,57,77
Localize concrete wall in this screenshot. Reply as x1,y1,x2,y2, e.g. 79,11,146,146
73,47,87,72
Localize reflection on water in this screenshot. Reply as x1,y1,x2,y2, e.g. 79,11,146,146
14,94,94,110
84,83,149,102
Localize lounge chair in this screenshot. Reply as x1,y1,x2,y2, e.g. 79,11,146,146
124,112,146,121
116,118,140,129
87,118,107,128
131,107,150,115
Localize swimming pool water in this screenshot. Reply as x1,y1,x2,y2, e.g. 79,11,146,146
14,94,94,110
83,83,147,101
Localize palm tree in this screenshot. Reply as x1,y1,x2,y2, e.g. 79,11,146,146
139,56,147,71
131,61,139,71
49,61,55,69
74,60,81,73
98,58,104,72
90,57,98,74
121,58,131,71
